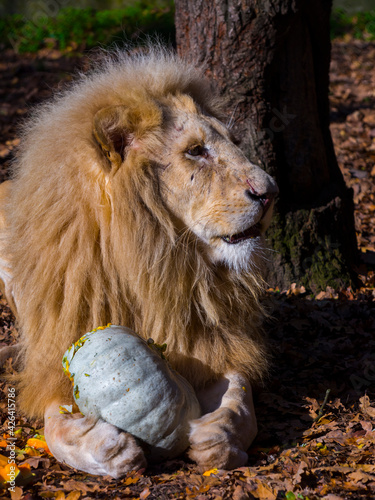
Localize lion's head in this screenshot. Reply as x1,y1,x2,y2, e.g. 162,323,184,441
9,48,278,418
93,91,278,273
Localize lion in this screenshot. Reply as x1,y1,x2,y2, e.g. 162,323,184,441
0,47,278,477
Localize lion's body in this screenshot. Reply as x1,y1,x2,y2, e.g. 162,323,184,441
0,47,278,474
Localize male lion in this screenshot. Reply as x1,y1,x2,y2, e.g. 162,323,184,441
0,48,278,477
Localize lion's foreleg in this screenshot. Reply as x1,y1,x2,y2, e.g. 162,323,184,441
44,401,147,478
189,372,257,471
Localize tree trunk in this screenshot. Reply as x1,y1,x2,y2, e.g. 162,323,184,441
174,0,358,291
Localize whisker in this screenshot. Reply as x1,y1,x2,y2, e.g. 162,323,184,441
227,102,239,130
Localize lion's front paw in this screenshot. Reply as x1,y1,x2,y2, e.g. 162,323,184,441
87,419,147,477
45,409,147,478
188,407,254,471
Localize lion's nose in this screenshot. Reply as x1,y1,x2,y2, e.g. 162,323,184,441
245,180,278,212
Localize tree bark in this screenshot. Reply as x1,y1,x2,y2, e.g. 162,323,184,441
175,0,358,291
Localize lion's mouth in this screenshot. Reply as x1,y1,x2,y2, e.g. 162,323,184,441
221,223,262,244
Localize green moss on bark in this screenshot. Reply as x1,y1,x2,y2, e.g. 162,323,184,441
264,190,357,292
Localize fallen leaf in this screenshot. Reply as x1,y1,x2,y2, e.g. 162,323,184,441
65,493,81,500
203,468,218,476
140,487,151,499
348,470,373,483
10,487,23,500
232,484,249,500
0,462,16,483
63,479,99,493
22,456,51,469
285,493,296,500
359,395,375,418
252,481,277,500
124,475,140,485
293,460,308,485
26,436,51,455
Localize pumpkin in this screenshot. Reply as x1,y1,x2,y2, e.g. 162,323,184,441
62,325,200,461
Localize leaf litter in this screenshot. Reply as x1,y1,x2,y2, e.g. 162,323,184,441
0,39,374,499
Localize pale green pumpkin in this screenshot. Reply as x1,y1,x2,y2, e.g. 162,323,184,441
62,325,201,461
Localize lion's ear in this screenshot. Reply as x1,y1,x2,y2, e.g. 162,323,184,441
93,106,133,174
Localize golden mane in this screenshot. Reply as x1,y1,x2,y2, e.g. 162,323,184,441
7,47,268,419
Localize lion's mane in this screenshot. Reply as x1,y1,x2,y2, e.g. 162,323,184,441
7,47,268,418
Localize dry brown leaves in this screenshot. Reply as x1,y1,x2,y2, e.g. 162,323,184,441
0,40,374,499
330,40,375,267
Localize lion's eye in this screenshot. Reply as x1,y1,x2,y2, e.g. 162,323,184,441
186,144,207,157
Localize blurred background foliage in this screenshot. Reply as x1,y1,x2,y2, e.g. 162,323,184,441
0,0,374,54
0,1,175,54
331,0,375,41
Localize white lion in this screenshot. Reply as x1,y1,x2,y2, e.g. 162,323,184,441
0,47,278,476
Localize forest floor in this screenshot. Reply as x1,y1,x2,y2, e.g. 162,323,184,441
0,39,374,500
